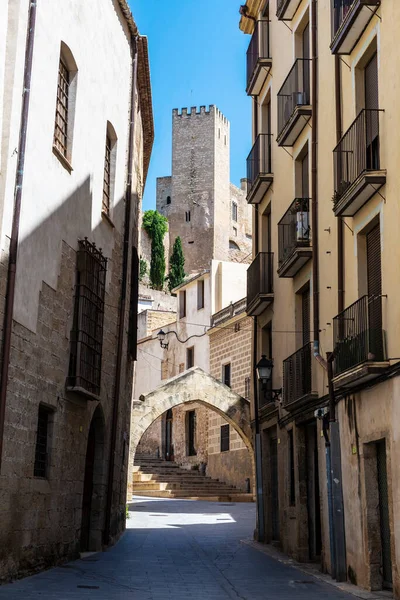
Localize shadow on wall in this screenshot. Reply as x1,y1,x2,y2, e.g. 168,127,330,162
1,175,139,578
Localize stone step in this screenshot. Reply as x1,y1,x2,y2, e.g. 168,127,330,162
133,482,239,492
131,490,254,502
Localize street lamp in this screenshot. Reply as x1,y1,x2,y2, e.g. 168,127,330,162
255,355,282,402
157,329,169,350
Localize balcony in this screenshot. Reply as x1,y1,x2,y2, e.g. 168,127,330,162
333,109,386,217
276,0,302,20
247,20,272,96
211,297,246,328
283,342,317,411
246,134,273,204
332,295,388,388
246,252,274,316
278,198,312,277
331,0,381,55
277,59,312,147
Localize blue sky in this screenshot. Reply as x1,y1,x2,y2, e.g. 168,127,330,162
129,0,252,210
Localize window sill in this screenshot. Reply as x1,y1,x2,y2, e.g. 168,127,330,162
101,210,115,228
52,145,73,173
66,385,100,402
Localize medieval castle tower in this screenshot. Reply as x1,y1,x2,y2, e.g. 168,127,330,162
156,105,252,274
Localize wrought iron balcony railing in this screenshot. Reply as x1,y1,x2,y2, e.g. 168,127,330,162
333,109,384,212
278,198,311,269
246,252,274,315
283,342,313,407
277,59,311,143
246,133,272,195
246,20,271,94
333,295,384,376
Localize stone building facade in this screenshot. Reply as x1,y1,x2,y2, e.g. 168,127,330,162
241,0,400,596
0,0,153,581
132,262,254,492
155,106,252,273
207,298,253,491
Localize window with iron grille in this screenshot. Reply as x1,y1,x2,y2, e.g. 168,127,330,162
54,57,69,157
232,202,238,222
185,211,191,222
102,134,112,215
34,406,52,478
67,238,107,397
220,424,230,452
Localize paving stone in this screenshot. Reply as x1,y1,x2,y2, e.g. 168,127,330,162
0,498,365,599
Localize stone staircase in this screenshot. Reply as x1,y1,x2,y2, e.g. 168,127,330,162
131,454,254,503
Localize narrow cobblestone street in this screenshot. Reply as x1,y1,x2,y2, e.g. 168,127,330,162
0,498,363,600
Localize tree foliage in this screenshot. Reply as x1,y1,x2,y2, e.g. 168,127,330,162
142,210,168,290
167,237,185,292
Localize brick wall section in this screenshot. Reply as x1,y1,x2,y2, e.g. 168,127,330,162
207,314,253,490
137,309,176,341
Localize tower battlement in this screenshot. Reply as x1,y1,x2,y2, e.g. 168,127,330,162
172,105,228,124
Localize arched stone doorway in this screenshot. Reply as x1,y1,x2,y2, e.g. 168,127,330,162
128,367,254,494
80,406,106,552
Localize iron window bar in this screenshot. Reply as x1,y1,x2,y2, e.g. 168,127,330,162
246,20,271,91
282,342,313,406
333,294,384,376
277,59,311,139
102,135,111,215
333,109,383,206
246,134,272,195
54,58,69,157
67,238,107,397
246,251,274,311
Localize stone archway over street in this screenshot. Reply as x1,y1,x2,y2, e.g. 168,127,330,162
128,367,253,494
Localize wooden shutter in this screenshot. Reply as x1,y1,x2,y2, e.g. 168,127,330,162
367,223,383,360
367,224,382,298
302,151,309,198
365,52,379,110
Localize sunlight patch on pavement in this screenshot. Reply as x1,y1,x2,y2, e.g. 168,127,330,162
129,511,236,529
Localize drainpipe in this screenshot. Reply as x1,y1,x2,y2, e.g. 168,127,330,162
0,0,38,469
311,0,322,370
104,34,138,545
252,97,265,542
335,56,344,314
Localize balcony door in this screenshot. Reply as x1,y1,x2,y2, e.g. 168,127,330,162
365,52,379,169
302,23,310,103
366,223,383,361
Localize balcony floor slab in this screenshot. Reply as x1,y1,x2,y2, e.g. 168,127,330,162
333,171,386,217
278,247,312,278
277,106,312,147
247,59,272,97
333,361,389,390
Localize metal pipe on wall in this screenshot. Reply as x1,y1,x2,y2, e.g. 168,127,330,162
104,34,138,545
311,0,319,349
0,0,38,469
252,96,265,542
335,55,344,314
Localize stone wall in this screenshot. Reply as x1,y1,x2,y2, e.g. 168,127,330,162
156,106,252,275
137,309,176,341
0,238,133,581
